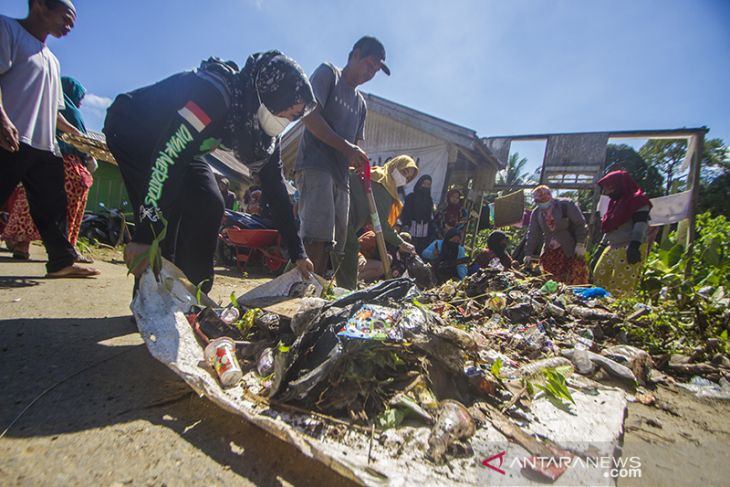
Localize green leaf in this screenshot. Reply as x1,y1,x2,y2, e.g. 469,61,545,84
535,368,575,405
490,357,503,380
236,308,260,336
702,238,721,266
411,298,429,312
127,252,148,277
230,291,239,310
376,407,406,430
148,238,160,275
666,244,684,268
195,279,209,305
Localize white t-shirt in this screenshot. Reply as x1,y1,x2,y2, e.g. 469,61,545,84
0,15,64,153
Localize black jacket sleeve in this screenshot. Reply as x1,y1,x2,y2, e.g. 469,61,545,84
133,86,227,244
258,145,307,261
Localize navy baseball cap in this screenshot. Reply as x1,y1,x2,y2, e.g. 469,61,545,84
352,36,390,76
55,0,76,12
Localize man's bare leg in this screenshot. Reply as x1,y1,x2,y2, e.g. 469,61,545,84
305,240,328,276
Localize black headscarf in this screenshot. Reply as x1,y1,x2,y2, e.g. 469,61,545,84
200,51,316,168
439,227,461,263
487,230,512,269
403,175,434,223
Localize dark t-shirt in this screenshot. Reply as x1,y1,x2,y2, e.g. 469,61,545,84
294,63,366,187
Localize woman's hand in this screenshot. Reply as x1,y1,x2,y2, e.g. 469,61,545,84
626,241,642,265
399,242,416,255
295,257,314,279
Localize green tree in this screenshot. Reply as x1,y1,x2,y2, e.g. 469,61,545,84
638,137,727,196
559,190,593,212
496,152,530,191
604,144,664,197
699,138,730,179
639,139,687,195
698,139,730,218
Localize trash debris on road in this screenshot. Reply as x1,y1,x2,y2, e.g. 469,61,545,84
131,261,727,486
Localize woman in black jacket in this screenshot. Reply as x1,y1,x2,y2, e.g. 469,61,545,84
400,175,435,254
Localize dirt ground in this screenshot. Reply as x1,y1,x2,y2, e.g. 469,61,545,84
1,243,729,486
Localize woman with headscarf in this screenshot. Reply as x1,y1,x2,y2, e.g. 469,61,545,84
3,76,96,262
103,52,317,292
400,174,435,254
523,185,588,284
422,226,468,283
471,230,513,272
593,170,652,295
435,188,468,238
336,155,418,289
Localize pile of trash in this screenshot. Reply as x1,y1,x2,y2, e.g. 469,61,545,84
133,262,728,485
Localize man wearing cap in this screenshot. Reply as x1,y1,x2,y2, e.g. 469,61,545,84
0,0,99,278
295,36,390,276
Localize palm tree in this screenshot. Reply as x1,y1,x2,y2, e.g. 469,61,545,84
496,153,530,191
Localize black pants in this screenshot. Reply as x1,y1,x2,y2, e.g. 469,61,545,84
0,144,76,272
104,120,224,293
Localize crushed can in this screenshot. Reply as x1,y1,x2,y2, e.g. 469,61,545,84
204,337,243,387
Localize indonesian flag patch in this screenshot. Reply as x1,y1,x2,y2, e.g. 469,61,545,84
178,101,211,132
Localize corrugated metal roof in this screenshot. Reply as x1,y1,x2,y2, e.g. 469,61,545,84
280,92,503,170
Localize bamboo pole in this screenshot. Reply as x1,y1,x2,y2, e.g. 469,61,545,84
684,130,705,278
360,163,392,279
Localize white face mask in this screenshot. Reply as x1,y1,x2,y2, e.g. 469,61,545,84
536,200,552,209
391,169,407,187
257,102,290,137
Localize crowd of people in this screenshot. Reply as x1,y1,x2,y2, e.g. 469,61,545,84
1,0,655,299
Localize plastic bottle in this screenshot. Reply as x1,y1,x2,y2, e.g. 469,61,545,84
219,306,240,325
256,347,275,377
426,400,476,464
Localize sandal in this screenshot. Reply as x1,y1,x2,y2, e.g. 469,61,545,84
75,253,94,264
46,264,100,279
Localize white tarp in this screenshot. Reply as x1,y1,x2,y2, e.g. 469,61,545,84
646,190,693,226
131,262,629,487
597,191,692,226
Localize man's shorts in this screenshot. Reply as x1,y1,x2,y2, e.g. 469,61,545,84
296,168,349,253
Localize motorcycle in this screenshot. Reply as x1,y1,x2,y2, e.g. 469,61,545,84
80,201,134,246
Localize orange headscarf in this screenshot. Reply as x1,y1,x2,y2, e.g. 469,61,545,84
370,155,418,226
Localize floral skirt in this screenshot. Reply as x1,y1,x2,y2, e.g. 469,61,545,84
539,247,588,285
593,244,647,296
2,155,93,246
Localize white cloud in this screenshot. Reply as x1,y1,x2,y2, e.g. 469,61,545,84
82,93,113,110
78,93,113,131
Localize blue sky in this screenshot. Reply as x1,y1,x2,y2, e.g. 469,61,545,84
4,0,729,173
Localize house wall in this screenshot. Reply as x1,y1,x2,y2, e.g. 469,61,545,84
86,161,131,215
361,110,452,202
